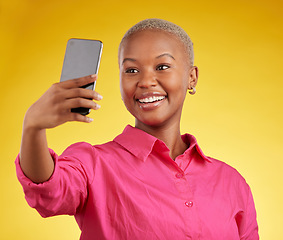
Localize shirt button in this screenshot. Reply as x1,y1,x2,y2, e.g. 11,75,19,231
175,172,184,178
185,201,193,207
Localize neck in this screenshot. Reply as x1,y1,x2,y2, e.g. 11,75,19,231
135,121,188,160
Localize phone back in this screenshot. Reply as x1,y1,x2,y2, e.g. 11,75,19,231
60,38,103,90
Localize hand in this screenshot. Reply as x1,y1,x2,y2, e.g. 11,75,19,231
24,75,102,130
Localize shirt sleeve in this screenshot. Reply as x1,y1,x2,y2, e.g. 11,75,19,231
237,185,259,240
15,142,95,218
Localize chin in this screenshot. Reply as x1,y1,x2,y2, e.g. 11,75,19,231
136,116,168,128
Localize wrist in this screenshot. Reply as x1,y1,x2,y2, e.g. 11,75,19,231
23,107,45,132
23,118,38,133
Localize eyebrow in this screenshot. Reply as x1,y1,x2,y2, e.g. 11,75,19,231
122,53,175,65
122,58,136,65
156,53,175,60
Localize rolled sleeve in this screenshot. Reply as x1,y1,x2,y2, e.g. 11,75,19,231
15,142,95,218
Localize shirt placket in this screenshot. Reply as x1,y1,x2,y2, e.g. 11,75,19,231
174,154,201,240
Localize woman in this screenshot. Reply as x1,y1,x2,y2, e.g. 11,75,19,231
16,18,259,239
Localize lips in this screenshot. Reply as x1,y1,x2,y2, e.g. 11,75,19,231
138,95,166,103
136,92,167,111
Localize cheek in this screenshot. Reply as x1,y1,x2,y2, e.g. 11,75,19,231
120,78,138,117
166,73,188,93
120,77,135,104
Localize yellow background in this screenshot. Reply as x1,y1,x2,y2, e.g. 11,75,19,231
1,0,282,239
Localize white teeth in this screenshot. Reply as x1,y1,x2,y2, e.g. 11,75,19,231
139,96,165,103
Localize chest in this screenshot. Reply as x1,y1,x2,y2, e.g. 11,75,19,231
83,156,243,239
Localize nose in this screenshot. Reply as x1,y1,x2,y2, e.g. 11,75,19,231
137,70,157,88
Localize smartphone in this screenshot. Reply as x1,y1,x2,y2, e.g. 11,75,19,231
60,38,103,115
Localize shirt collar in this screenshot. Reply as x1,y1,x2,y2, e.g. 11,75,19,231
181,134,212,163
113,125,211,163
113,125,157,162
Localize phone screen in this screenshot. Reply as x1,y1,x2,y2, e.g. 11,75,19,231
60,38,103,115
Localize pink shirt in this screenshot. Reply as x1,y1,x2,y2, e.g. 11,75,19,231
16,125,259,240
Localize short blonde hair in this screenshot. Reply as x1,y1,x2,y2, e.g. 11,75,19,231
119,18,194,66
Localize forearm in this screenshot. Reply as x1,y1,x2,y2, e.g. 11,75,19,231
18,75,101,183
20,124,54,184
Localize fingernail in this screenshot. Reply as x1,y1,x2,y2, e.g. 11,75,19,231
87,117,93,122
90,74,96,78
96,104,101,109
97,94,103,100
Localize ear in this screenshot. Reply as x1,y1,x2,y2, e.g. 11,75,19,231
188,66,199,90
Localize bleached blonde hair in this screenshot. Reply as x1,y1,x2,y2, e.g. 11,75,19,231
119,18,194,66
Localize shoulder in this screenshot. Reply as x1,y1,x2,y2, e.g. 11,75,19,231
208,156,245,179
61,140,124,161
61,142,94,158
206,156,250,192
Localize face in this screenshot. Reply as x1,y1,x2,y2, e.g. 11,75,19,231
119,29,198,129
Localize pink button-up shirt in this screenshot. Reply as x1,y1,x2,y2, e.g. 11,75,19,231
16,125,259,240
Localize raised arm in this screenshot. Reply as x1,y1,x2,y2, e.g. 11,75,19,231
19,75,102,183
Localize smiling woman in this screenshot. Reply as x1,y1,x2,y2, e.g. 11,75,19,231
15,18,259,239
119,29,198,140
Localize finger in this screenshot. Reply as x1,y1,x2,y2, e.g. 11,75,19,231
93,91,103,101
60,74,97,89
63,88,103,101
67,112,94,123
64,98,101,110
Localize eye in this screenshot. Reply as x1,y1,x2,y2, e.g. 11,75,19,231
125,68,139,73
156,64,170,71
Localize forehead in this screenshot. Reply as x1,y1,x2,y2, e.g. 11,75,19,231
119,29,187,61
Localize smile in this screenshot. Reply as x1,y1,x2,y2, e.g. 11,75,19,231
136,94,167,111
138,96,166,103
